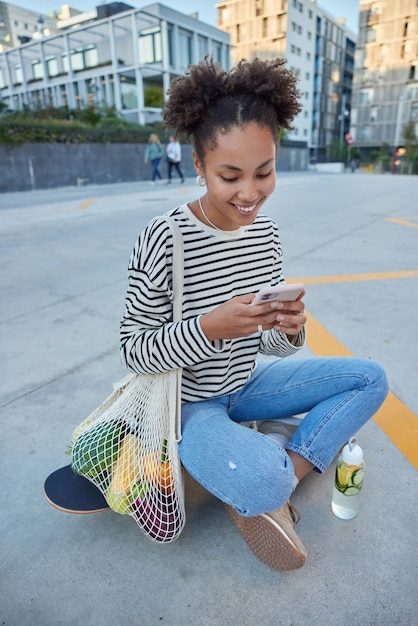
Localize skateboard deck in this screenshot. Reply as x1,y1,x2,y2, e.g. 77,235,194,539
43,465,110,514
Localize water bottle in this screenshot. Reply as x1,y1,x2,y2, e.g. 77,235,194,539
331,437,365,519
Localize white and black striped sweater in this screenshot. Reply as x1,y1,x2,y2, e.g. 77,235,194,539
120,203,305,403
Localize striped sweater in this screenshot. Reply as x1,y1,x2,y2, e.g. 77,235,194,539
120,203,305,402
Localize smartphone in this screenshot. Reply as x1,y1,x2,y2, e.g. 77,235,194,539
251,283,304,306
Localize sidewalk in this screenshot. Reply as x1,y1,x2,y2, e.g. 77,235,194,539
1,172,417,625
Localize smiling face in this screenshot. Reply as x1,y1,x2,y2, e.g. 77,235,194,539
193,122,277,231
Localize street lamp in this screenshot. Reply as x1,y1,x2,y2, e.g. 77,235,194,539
339,92,350,162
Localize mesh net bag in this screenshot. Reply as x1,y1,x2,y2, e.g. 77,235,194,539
70,216,185,542
70,370,185,542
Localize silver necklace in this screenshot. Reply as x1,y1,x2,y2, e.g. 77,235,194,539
198,196,222,231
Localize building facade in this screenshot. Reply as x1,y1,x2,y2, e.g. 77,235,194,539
350,0,418,155
216,0,357,162
0,2,230,125
0,1,60,51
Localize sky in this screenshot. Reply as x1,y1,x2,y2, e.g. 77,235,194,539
12,0,360,33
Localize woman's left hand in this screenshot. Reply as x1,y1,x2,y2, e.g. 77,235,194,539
268,298,306,338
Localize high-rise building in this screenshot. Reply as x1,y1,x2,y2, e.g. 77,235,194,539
350,0,418,156
0,2,230,125
215,0,357,163
0,1,60,52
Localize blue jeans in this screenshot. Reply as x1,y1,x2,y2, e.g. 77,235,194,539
151,158,162,181
179,357,388,516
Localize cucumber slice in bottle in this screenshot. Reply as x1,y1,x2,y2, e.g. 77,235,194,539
352,467,364,486
344,486,360,496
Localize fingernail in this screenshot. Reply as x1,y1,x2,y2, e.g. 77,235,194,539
276,315,285,321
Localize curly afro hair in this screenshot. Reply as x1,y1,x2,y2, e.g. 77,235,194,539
164,56,302,162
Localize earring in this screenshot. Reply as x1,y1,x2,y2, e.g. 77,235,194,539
196,174,206,187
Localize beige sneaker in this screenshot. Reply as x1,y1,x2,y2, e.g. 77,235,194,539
256,419,299,445
225,501,307,570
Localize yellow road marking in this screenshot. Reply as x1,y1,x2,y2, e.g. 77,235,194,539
385,216,418,229
77,199,93,210
292,270,418,285
305,311,418,470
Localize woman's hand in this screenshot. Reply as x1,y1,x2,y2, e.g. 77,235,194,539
200,293,306,341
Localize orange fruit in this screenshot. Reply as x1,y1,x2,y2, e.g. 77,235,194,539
141,452,173,495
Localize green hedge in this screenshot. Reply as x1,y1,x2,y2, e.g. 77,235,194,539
0,118,160,146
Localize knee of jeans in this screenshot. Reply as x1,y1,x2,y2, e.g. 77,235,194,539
365,360,389,400
180,428,295,517
232,450,295,516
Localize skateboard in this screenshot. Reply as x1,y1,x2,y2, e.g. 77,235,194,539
43,465,110,514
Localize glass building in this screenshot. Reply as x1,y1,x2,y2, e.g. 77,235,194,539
0,2,231,124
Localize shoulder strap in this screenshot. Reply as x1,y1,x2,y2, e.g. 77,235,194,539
155,215,184,442
156,216,184,323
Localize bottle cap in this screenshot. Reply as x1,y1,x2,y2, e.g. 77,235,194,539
341,437,363,465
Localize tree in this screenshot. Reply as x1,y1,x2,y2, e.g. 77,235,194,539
371,143,391,172
402,121,418,175
144,87,164,107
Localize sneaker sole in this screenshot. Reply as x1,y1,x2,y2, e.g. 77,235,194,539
224,505,307,571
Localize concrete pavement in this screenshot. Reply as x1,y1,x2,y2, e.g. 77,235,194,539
1,172,417,625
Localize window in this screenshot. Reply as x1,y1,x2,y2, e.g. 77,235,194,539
84,45,98,67
31,60,43,80
120,73,137,110
366,28,376,43
139,27,162,64
359,88,373,104
46,55,59,77
198,36,208,60
255,0,264,17
236,24,240,43
179,31,192,68
213,43,223,64
70,45,98,72
358,126,371,141
263,17,268,37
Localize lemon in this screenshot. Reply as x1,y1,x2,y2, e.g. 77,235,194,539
105,486,132,515
336,462,355,487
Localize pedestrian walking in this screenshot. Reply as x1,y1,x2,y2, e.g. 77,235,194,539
166,135,185,183
144,133,164,184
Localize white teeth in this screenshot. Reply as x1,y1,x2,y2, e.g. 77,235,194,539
235,203,256,212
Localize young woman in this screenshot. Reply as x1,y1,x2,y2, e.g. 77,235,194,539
144,133,164,184
121,57,388,570
166,135,185,183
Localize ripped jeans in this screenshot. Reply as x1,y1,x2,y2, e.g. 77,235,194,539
179,357,388,516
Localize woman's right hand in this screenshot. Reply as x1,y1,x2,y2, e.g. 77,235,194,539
200,294,290,341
